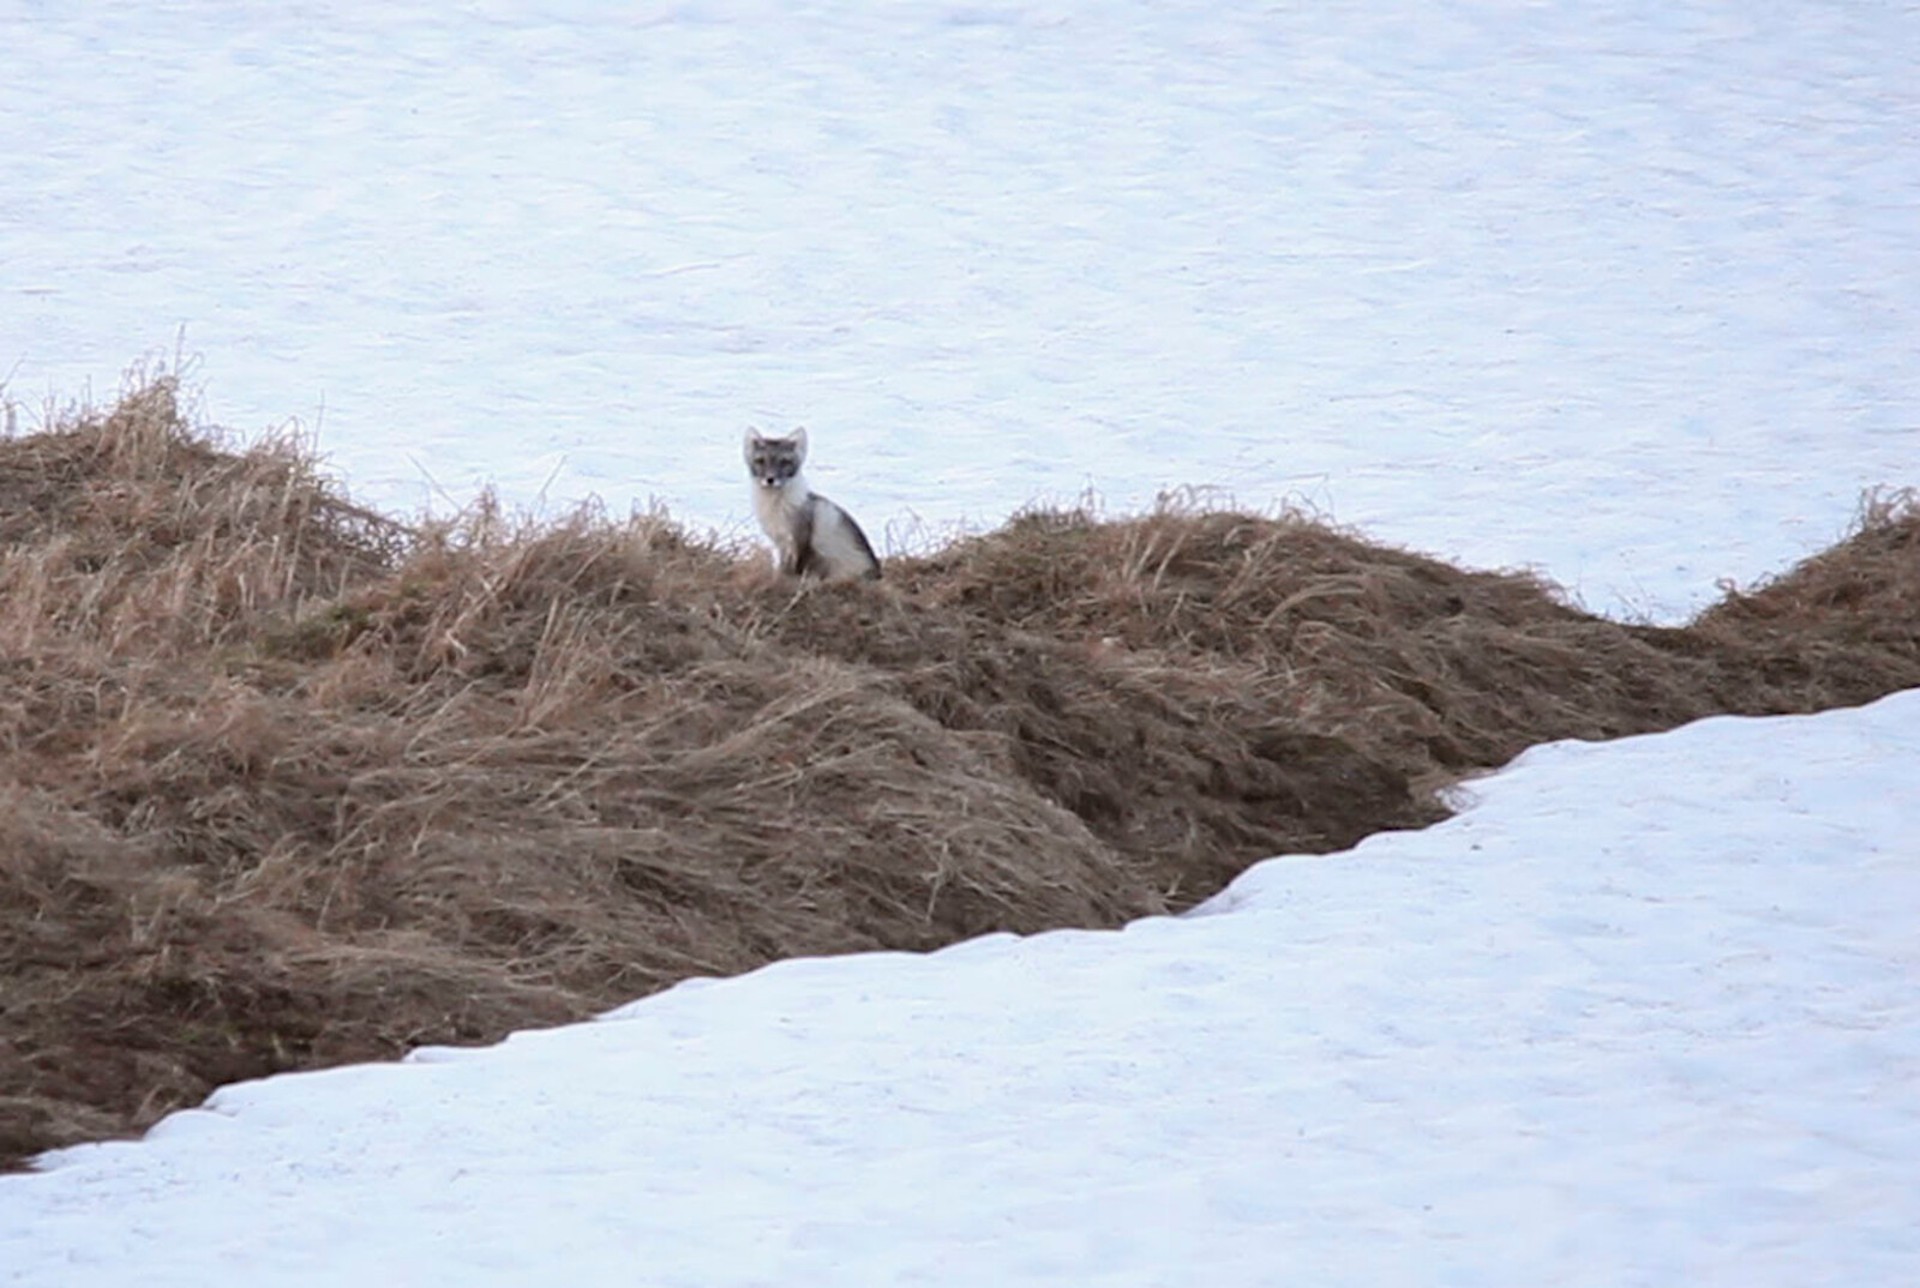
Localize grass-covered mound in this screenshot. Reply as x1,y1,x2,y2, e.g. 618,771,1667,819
3,377,1916,1167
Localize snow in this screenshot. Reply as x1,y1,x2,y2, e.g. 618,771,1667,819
6,696,1919,1285
3,2,1919,1284
6,2,1918,621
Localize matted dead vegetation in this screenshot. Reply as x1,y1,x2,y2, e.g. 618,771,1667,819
2,376,1916,1167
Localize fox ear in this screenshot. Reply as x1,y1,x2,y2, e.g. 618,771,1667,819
791,426,809,459
743,426,760,460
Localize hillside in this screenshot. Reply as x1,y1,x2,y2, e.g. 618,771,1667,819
3,377,1916,1167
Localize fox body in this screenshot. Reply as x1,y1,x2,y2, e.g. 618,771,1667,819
743,427,882,581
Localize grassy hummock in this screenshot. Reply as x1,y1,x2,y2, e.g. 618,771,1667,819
3,375,1915,1166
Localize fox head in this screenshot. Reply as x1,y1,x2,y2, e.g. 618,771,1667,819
743,427,808,491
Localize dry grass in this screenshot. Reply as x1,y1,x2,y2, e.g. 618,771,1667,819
3,375,1917,1168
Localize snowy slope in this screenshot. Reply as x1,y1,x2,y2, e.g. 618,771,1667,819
5,692,1917,1286
6,2,1918,619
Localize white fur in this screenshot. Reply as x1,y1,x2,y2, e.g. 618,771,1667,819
750,466,812,568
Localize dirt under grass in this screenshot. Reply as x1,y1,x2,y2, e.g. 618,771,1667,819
2,376,1916,1168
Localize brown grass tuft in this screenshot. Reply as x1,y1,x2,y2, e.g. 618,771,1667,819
3,375,1917,1167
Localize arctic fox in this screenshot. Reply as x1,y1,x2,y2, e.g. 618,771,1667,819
743,427,882,581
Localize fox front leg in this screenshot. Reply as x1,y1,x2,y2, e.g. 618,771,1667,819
782,502,814,576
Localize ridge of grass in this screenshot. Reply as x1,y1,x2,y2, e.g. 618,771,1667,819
3,375,1915,1167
